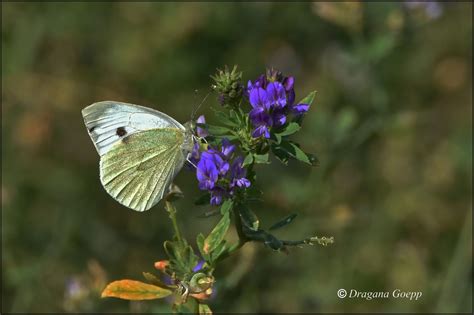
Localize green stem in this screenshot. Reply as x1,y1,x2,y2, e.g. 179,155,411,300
165,201,182,242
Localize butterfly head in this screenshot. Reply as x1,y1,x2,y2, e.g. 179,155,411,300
182,121,196,153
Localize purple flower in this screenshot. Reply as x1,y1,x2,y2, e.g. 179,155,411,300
230,157,251,188
196,115,208,138
220,138,235,160
246,70,311,138
272,108,287,127
201,151,229,176
193,260,205,272
266,82,287,108
210,187,225,206
249,87,271,110
196,158,218,190
252,124,270,138
188,142,201,168
250,109,272,138
283,76,294,92
246,75,267,96
195,140,250,206
291,103,310,115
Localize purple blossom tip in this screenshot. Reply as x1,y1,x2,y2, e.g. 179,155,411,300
196,115,209,138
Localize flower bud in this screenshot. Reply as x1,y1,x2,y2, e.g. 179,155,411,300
210,65,243,107
189,272,214,293
153,260,169,271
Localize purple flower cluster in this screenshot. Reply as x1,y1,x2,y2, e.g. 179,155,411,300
195,139,250,206
246,72,309,138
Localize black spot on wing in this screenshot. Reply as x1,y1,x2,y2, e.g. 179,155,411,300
89,126,96,133
116,127,127,137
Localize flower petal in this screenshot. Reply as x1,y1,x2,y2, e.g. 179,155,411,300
266,82,287,108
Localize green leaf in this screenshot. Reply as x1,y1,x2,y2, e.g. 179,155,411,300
142,272,170,288
238,205,259,231
297,90,317,107
198,123,231,136
271,144,289,165
214,110,239,127
269,213,297,231
210,240,227,263
220,199,233,215
229,109,242,125
273,132,282,144
196,233,209,261
242,153,254,167
288,142,312,165
101,280,172,300
273,140,313,166
199,303,213,315
163,240,199,278
275,122,301,140
203,212,230,255
253,153,269,164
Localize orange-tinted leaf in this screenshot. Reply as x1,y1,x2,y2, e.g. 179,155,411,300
101,280,172,300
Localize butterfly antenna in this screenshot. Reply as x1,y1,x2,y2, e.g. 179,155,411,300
191,88,212,121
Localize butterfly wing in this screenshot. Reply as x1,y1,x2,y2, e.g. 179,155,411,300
100,128,187,212
82,101,185,156
82,101,192,212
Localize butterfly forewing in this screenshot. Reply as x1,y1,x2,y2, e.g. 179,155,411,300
100,128,186,212
82,101,185,156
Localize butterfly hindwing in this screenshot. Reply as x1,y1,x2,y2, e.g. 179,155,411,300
100,128,186,212
82,101,185,156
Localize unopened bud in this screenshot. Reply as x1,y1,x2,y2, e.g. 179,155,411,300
154,260,169,271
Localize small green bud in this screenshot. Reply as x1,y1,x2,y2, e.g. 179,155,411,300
210,65,243,107
189,273,214,293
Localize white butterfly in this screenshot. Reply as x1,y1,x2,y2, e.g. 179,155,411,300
82,101,195,212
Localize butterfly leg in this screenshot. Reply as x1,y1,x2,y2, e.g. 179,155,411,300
186,152,198,169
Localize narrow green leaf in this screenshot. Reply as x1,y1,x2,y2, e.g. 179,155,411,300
203,212,230,255
253,153,269,164
242,153,254,167
269,213,297,231
273,132,282,144
229,109,242,125
276,122,301,138
271,143,289,165
163,240,199,277
210,240,227,263
142,272,170,288
289,142,312,165
198,123,231,136
199,303,213,315
274,140,312,166
238,205,259,231
196,233,209,261
297,90,317,107
214,110,238,127
220,199,233,215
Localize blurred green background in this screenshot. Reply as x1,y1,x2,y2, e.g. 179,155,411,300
2,2,472,313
